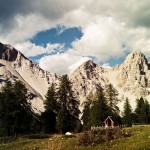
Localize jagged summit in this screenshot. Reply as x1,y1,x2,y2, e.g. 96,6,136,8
1,42,150,111
69,51,150,110
124,51,148,66
79,59,98,71
0,42,30,63
0,43,18,61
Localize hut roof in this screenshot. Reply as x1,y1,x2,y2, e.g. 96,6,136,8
104,116,114,123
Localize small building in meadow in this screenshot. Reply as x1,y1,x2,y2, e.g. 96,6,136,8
104,116,114,129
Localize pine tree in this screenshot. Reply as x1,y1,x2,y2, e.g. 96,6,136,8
0,79,35,136
105,83,120,115
44,83,58,112
144,100,150,124
81,91,96,130
105,83,121,125
57,108,69,133
135,97,145,123
0,79,14,136
57,75,80,133
135,97,150,124
42,83,57,133
13,80,33,135
90,86,109,126
81,98,91,130
122,98,132,127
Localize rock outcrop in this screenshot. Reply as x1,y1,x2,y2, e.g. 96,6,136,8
69,51,150,110
0,42,59,112
1,42,150,111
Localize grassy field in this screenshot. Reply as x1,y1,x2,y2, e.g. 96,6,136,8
1,126,150,150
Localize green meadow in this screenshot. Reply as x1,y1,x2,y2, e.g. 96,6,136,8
1,126,150,150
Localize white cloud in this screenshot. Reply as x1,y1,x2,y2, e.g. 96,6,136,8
0,14,55,44
72,17,127,61
14,41,64,57
101,63,112,69
1,0,150,74
39,53,90,75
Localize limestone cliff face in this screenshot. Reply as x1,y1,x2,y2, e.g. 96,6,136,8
1,42,150,111
69,60,108,105
69,51,150,109
113,51,150,98
0,43,59,112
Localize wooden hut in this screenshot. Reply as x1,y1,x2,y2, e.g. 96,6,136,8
104,116,114,129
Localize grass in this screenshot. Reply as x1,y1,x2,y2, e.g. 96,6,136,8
1,126,150,150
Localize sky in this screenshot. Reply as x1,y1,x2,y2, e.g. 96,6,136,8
0,0,150,75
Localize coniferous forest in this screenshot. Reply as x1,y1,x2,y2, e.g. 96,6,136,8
0,76,150,137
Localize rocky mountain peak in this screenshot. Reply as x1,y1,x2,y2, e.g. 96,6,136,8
0,42,59,112
81,59,97,69
0,42,19,62
124,51,148,66
121,51,149,75
76,59,103,74
1,42,150,112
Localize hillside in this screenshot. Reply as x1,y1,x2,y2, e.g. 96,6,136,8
0,42,59,112
70,51,150,110
0,42,150,111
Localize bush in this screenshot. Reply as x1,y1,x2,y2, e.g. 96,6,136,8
78,131,96,146
79,128,132,146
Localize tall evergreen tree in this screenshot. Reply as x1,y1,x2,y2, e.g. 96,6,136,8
135,97,145,123
122,98,132,127
105,83,120,115
105,83,121,125
90,86,109,126
0,79,14,136
81,98,91,130
57,75,80,133
144,100,150,123
0,79,35,136
135,97,150,124
42,83,57,133
13,80,34,135
44,83,58,113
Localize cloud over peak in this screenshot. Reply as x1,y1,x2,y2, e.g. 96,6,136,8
1,0,150,74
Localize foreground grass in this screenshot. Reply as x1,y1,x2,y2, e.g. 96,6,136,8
1,126,150,150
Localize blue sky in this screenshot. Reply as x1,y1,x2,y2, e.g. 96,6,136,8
0,0,150,75
29,26,126,66
30,26,82,48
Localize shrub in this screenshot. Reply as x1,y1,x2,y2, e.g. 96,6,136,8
78,131,95,146
79,128,132,146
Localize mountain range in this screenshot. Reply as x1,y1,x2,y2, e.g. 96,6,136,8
0,42,150,112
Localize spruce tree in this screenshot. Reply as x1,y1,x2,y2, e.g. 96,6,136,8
90,86,109,126
105,83,120,115
135,97,145,123
42,83,57,133
105,83,121,125
81,98,91,130
0,79,34,136
0,79,14,136
122,98,132,127
135,97,150,124
144,100,150,124
57,75,80,133
13,80,33,135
